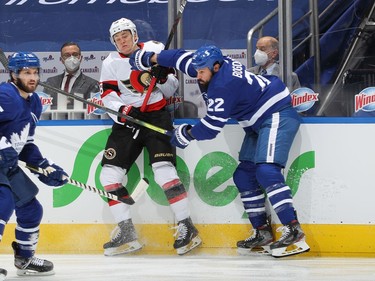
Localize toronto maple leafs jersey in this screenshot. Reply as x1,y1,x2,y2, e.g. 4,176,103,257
100,41,179,124
0,82,44,165
157,49,292,141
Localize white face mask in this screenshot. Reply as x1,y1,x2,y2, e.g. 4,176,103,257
254,49,269,66
63,56,81,72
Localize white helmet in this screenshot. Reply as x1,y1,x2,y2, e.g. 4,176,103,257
109,18,138,50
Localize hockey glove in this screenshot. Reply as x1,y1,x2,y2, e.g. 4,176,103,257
151,66,171,84
0,136,18,171
170,124,195,149
129,49,155,71
35,159,69,187
118,104,141,124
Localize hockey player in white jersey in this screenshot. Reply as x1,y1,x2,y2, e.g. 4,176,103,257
0,52,68,277
99,18,201,256
130,45,310,258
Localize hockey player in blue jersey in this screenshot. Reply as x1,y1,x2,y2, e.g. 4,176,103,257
130,45,310,258
0,52,68,277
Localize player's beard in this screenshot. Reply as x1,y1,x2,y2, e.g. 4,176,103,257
197,79,209,87
15,78,38,93
197,70,214,87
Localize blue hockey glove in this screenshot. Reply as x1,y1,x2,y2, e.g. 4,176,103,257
170,124,194,149
0,136,18,171
35,159,69,187
129,49,155,71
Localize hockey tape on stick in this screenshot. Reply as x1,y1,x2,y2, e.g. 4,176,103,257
0,49,172,137
18,161,149,205
140,0,187,112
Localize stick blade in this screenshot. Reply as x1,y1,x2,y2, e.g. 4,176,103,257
130,177,149,202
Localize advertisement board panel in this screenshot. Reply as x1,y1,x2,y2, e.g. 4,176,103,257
1,121,375,255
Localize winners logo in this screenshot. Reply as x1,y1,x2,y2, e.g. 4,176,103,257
354,87,375,112
87,92,105,115
291,87,319,113
37,92,53,113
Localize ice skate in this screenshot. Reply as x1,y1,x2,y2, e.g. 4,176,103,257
103,219,142,256
173,217,202,255
0,268,7,281
270,220,310,258
12,242,54,276
237,223,274,255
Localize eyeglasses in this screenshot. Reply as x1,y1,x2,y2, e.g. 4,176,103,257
61,52,81,60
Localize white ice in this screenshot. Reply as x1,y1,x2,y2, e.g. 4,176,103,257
1,253,375,281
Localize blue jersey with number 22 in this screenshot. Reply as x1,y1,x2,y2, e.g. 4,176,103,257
157,49,292,141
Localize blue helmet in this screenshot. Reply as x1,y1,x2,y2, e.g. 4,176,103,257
8,52,40,73
191,45,224,71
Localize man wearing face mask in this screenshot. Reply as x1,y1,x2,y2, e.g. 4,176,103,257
248,36,301,91
42,42,100,119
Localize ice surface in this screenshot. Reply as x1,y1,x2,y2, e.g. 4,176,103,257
1,254,375,281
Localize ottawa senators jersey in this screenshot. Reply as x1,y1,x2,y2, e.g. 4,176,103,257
100,41,178,123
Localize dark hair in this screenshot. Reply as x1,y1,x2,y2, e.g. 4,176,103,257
60,42,81,53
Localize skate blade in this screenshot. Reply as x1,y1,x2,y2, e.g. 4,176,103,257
104,240,143,256
16,269,55,276
176,236,202,255
271,240,310,258
237,245,272,256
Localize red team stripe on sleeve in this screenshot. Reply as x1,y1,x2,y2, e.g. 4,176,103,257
100,80,120,98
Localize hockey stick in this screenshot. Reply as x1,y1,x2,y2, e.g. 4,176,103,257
0,49,172,137
140,0,187,112
18,161,149,205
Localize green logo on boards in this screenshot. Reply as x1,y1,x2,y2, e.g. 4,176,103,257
53,129,315,209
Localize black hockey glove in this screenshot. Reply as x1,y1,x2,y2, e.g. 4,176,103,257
118,104,141,124
150,66,171,84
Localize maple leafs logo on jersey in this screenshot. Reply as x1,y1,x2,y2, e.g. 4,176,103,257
10,123,30,153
